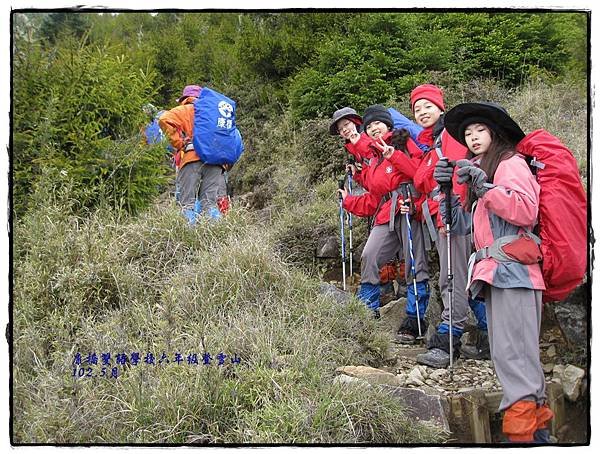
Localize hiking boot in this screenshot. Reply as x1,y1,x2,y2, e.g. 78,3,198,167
394,332,416,344
461,331,490,360
393,316,426,344
533,428,551,444
416,348,450,368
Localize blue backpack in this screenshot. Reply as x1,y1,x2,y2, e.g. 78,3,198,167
388,107,428,152
192,88,244,165
144,111,166,145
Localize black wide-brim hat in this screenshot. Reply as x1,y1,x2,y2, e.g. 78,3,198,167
444,102,525,146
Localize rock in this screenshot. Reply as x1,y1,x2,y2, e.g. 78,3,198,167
382,385,451,432
546,345,557,358
553,284,589,347
542,363,555,374
562,365,585,401
335,365,404,386
380,298,407,334
395,374,408,387
407,366,426,386
333,374,369,387
316,236,339,258
416,364,429,379
319,283,350,305
429,369,449,382
553,364,566,382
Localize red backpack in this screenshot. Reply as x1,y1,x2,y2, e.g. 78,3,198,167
516,129,587,302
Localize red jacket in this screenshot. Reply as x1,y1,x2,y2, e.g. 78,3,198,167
413,128,469,228
343,131,425,225
344,132,376,188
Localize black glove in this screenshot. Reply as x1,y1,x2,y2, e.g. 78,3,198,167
456,159,490,198
433,158,454,185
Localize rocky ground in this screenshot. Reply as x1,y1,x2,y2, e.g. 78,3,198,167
319,271,589,444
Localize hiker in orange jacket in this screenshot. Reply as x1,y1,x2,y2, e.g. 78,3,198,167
437,102,553,443
159,85,228,223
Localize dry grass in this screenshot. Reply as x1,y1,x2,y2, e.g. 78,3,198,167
12,191,445,444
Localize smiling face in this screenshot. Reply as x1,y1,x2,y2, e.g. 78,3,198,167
464,122,493,155
336,118,358,140
365,120,389,139
413,99,443,128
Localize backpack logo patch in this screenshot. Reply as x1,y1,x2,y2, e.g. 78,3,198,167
218,101,234,118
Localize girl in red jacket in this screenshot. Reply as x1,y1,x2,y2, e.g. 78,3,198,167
410,84,490,367
436,102,553,443
329,107,373,190
338,105,430,338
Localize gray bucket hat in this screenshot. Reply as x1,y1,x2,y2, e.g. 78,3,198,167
329,107,363,136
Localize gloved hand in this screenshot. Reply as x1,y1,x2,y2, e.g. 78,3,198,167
438,194,461,226
433,158,454,185
456,159,490,198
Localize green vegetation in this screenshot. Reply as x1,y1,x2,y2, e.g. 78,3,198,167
11,10,588,444
13,190,446,443
12,11,587,217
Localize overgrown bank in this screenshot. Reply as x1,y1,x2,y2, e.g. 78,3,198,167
13,188,446,443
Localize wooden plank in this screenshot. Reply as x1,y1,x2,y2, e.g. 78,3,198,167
546,381,565,436
484,391,503,414
464,389,492,443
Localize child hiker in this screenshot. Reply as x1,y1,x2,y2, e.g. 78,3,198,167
435,102,553,443
409,84,489,367
337,105,430,338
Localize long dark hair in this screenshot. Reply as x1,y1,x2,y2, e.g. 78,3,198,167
465,126,517,209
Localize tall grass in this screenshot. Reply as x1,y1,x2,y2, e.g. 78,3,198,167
13,187,445,444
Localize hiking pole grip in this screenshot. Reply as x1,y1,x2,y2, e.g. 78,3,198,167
442,160,455,227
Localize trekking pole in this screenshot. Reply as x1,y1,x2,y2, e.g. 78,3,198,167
347,165,354,281
338,179,347,291
443,169,455,377
404,196,423,340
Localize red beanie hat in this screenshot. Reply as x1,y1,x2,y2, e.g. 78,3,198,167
410,84,445,112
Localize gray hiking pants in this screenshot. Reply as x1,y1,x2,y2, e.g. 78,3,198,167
484,286,546,411
361,215,429,284
436,230,471,331
177,160,226,211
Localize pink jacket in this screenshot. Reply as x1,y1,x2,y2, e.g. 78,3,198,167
470,154,546,292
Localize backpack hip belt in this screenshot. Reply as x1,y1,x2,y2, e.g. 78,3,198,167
466,232,542,290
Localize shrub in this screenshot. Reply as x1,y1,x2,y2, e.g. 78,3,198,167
12,28,161,216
